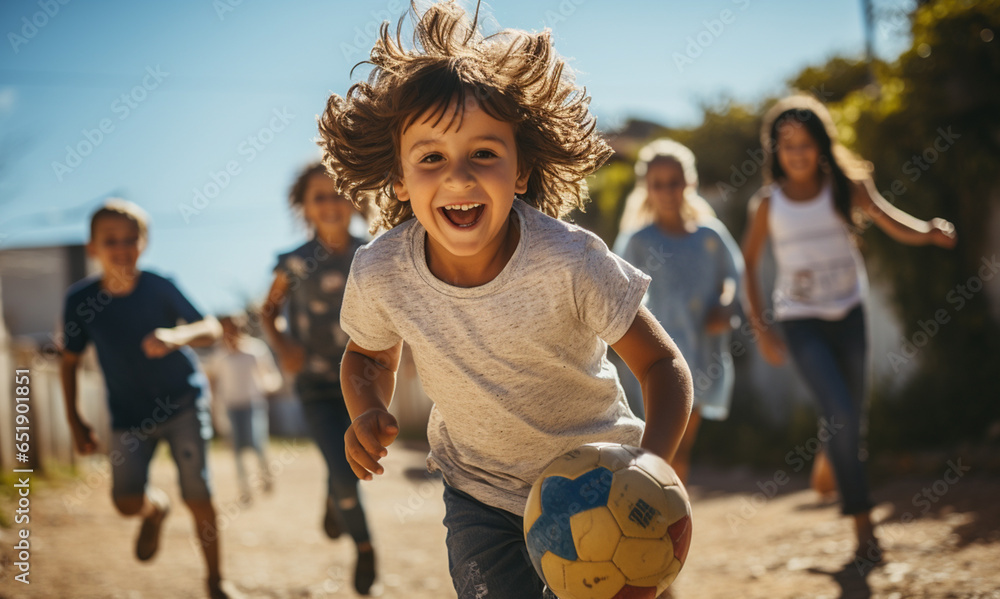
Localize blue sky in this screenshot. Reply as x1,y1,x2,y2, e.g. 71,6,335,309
0,0,913,314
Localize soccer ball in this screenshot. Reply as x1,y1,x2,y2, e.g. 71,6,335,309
523,443,692,599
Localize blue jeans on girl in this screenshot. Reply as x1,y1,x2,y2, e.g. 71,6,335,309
781,305,873,515
296,376,371,544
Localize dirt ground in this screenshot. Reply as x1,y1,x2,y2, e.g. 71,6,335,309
2,439,1000,599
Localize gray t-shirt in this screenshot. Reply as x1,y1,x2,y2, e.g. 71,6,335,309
341,199,650,515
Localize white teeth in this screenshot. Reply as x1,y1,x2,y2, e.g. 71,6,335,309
443,203,482,211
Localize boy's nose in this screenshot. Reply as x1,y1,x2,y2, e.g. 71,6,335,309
444,160,475,189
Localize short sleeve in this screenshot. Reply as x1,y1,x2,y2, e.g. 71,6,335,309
62,291,90,354
273,253,290,278
575,233,651,345
712,222,744,282
339,258,402,352
709,222,745,301
162,277,204,324
618,233,644,275
611,230,633,259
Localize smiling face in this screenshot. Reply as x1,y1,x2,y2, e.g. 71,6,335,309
775,120,822,183
87,214,144,280
302,173,354,239
393,97,529,282
646,158,688,226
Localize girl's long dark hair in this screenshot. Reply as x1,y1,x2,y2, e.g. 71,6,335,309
761,94,870,226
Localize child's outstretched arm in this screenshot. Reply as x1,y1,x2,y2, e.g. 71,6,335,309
612,306,693,462
59,350,98,454
142,316,222,358
853,179,957,248
342,339,403,480
262,270,306,373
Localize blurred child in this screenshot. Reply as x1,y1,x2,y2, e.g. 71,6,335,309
59,200,233,599
742,94,956,565
616,139,744,484
207,313,281,505
317,3,693,596
261,163,377,594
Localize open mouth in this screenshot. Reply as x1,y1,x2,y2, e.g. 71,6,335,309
440,203,485,228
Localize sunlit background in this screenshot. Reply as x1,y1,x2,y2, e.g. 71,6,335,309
2,1,1000,597
2,0,998,474
1,0,914,313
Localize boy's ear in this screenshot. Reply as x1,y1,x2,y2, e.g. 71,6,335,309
392,177,410,203
515,167,530,195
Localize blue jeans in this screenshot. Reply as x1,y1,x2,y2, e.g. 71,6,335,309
227,403,269,492
781,305,873,515
442,485,557,599
296,377,371,544
228,403,268,453
110,405,212,502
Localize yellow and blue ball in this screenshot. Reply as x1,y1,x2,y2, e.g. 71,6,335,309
523,443,692,599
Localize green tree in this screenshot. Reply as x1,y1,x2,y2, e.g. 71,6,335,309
833,0,1000,448
593,0,1000,458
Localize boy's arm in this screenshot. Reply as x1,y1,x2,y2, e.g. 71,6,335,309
59,351,98,454
611,306,693,463
142,316,222,358
342,339,403,480
853,179,956,248
261,270,306,373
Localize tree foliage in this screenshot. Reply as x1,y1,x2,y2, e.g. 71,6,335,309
835,0,1000,448
591,0,1000,453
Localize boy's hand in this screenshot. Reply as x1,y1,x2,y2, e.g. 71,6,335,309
929,218,957,249
278,341,306,374
345,408,399,480
69,417,99,455
142,329,180,358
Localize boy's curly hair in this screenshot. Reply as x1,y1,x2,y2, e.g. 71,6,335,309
318,1,612,232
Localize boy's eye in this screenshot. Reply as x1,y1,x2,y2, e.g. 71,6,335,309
103,238,137,248
420,153,444,164
473,149,497,159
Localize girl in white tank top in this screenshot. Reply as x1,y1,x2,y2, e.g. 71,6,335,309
742,94,956,567
768,180,866,321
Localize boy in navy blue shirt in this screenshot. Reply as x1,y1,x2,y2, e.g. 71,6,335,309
60,200,234,599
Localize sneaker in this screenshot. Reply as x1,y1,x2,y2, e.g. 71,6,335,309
323,497,343,540
852,538,885,574
136,489,170,561
208,578,246,599
354,546,376,595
